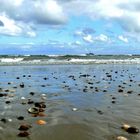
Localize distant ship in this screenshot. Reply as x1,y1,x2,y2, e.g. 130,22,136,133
86,53,94,56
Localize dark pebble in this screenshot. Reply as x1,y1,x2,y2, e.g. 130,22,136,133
103,90,107,92
17,116,24,120
0,94,4,97
28,100,34,104
107,75,112,77
83,89,88,92
43,77,47,80
18,124,31,131
34,102,46,108
29,92,35,96
127,90,133,94
97,110,103,115
112,101,116,104
5,101,11,104
20,83,24,88
5,89,9,92
118,89,123,92
18,131,30,137
126,127,139,134
88,82,93,85
112,97,116,100
1,118,7,123
95,89,99,92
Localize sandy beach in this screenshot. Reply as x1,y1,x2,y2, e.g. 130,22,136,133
0,64,140,140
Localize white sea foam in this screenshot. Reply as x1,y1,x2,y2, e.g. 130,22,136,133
0,58,24,63
32,60,41,62
70,59,95,62
69,58,140,64
0,57,140,65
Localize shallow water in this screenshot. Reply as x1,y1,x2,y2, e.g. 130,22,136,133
0,64,140,140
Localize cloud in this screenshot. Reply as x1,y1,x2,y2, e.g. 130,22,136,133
0,0,67,37
74,27,95,38
26,31,36,37
74,41,81,46
83,35,93,43
74,31,83,36
0,0,139,42
82,27,95,35
0,14,36,37
118,1,140,12
0,0,67,25
71,41,82,46
82,33,109,44
0,20,4,26
117,14,140,33
95,34,109,42
34,0,67,25
0,14,22,36
20,45,32,50
118,35,128,43
0,0,140,33
62,0,140,34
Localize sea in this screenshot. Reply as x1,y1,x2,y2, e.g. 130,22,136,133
0,54,140,65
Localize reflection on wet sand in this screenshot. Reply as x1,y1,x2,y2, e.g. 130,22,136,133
0,65,140,140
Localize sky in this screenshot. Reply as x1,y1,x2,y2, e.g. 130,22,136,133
0,0,140,55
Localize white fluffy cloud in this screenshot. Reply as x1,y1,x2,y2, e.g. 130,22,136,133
74,31,83,36
118,35,128,43
0,14,22,36
0,14,36,37
95,34,109,42
33,0,67,24
74,41,81,46
74,27,95,37
0,0,67,25
83,35,93,43
82,33,109,44
0,0,67,36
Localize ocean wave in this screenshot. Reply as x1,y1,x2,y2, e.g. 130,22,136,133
0,58,24,63
0,58,140,65
68,58,140,64
0,55,140,65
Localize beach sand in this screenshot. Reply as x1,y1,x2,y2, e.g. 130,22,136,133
0,64,140,140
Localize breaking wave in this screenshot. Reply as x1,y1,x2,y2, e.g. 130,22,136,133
0,55,140,65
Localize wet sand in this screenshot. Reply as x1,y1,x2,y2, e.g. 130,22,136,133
0,64,140,140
